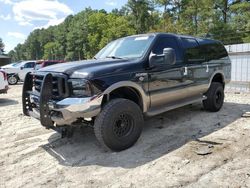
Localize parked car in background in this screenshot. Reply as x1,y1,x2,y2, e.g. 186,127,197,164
0,69,8,94
35,60,65,70
2,60,36,85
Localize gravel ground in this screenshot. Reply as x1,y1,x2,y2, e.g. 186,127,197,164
1,84,250,188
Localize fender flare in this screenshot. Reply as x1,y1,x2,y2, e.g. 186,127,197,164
208,70,225,88
102,81,150,112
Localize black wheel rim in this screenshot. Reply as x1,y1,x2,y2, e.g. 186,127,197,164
215,90,223,105
113,113,134,138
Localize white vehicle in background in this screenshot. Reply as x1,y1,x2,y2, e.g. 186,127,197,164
0,69,8,94
1,60,36,85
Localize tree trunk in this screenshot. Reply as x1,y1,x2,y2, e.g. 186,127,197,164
223,0,228,23
164,3,167,31
194,0,198,34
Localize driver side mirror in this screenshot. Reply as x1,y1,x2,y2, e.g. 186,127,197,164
20,66,24,70
149,48,176,68
163,48,176,65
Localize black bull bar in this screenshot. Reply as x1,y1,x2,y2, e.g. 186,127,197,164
22,72,54,129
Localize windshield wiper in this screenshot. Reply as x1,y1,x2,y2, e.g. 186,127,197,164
106,56,123,59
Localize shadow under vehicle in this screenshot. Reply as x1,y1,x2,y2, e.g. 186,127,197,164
41,101,245,168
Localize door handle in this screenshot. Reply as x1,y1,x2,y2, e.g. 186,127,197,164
206,64,209,73
183,67,188,76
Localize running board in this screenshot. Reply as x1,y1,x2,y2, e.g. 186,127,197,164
146,95,207,117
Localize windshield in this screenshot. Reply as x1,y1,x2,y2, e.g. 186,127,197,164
12,62,22,67
95,35,154,59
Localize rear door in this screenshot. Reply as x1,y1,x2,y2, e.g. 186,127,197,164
181,38,209,96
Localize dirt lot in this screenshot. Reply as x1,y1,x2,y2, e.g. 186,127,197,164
1,84,250,188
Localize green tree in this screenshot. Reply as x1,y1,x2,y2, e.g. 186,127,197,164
230,1,250,42
0,38,4,54
86,11,136,58
7,2,250,61
154,0,170,31
65,10,90,60
125,0,155,33
8,50,17,61
43,42,60,60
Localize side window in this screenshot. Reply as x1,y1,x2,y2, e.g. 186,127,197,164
206,43,228,61
152,36,183,64
200,42,228,61
181,38,205,63
24,62,35,68
216,43,228,59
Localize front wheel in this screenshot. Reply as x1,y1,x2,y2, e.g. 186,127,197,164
203,82,224,112
94,98,144,151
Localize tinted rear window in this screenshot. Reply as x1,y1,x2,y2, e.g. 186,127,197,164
182,38,228,63
198,41,228,61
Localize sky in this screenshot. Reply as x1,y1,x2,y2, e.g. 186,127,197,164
0,0,128,53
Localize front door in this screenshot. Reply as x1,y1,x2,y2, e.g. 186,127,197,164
148,36,193,109
19,61,36,81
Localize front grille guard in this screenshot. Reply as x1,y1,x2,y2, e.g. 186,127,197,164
22,72,54,128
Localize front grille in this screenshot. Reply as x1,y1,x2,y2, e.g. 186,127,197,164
34,73,69,100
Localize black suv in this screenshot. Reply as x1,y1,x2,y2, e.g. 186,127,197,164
22,33,231,151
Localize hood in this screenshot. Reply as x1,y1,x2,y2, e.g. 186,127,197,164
2,63,17,69
38,58,142,79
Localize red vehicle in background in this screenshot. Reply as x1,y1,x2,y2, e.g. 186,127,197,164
35,60,65,70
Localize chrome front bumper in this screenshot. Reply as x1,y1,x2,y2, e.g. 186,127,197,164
28,93,103,126
49,95,103,125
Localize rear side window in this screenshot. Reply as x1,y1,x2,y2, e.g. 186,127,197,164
207,43,227,61
181,38,205,63
152,36,183,63
204,43,228,61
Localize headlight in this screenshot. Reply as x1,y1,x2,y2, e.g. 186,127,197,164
68,79,92,97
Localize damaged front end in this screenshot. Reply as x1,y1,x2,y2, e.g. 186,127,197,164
22,72,103,132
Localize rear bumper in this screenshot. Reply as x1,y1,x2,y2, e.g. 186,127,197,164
22,73,103,128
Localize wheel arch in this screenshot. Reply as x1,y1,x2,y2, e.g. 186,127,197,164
102,81,149,112
209,71,225,89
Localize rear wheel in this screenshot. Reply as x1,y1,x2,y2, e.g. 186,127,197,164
94,98,143,151
203,82,224,112
7,75,18,85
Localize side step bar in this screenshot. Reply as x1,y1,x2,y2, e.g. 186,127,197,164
146,95,207,117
